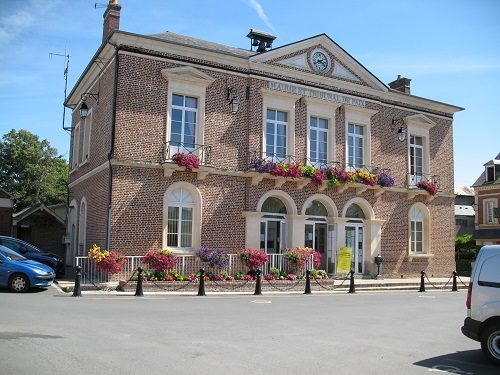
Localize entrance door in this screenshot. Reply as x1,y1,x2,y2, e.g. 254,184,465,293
345,224,364,274
260,219,286,254
305,221,327,269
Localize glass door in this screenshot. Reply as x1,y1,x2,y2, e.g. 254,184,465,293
345,224,364,274
305,221,327,270
260,218,286,254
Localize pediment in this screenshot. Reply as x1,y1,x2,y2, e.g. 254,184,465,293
405,114,436,130
161,66,215,87
249,34,387,92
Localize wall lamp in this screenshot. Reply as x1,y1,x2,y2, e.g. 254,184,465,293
79,93,99,119
227,88,240,114
391,117,407,141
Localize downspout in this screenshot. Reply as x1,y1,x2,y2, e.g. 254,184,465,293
105,43,120,250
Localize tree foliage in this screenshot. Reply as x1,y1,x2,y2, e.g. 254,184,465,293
0,129,68,211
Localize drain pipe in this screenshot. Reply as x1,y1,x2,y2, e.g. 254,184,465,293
105,43,120,250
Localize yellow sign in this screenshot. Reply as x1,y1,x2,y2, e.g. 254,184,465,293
337,247,352,273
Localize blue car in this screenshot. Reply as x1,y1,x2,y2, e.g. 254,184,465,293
0,245,56,292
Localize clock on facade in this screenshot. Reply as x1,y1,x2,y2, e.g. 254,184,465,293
311,50,329,72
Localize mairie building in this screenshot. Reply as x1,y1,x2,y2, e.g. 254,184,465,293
64,1,463,277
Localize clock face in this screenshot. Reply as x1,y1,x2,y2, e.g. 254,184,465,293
312,51,329,72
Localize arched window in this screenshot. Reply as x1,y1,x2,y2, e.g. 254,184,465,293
345,203,366,219
261,197,287,214
305,200,328,217
166,187,194,248
78,198,87,256
409,205,425,253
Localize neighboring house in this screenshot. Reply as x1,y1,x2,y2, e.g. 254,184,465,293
0,188,13,236
455,186,475,236
472,153,500,246
12,203,67,261
63,1,463,276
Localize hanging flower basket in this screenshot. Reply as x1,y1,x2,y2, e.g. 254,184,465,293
172,153,199,171
417,181,438,195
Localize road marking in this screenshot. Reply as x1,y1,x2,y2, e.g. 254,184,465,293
251,300,272,304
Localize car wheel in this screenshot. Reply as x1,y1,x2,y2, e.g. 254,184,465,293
481,323,500,365
9,274,30,293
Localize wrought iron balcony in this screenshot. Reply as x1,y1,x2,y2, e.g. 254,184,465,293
303,158,342,170
163,141,212,166
407,173,440,187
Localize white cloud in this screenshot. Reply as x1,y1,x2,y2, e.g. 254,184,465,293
248,0,278,36
0,0,58,46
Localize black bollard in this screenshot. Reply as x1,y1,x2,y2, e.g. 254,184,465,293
452,271,458,292
304,269,312,294
72,265,82,297
197,268,206,296
254,269,262,295
419,271,426,292
348,269,355,294
134,267,144,297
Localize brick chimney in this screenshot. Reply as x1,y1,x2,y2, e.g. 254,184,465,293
102,0,121,42
388,75,411,94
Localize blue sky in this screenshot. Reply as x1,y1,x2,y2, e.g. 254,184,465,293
0,0,499,188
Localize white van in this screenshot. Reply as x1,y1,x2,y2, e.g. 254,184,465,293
461,245,500,365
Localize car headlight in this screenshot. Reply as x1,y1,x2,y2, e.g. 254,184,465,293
34,268,49,275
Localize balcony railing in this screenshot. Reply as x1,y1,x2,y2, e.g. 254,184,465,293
163,141,212,165
303,158,343,170
407,173,440,187
250,151,297,166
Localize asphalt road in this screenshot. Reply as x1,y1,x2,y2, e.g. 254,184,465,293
0,286,497,375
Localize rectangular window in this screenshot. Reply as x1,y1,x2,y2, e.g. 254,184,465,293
82,112,92,164
486,166,495,182
486,201,495,224
410,135,424,185
167,206,193,248
171,94,198,152
347,123,363,168
309,116,328,165
72,125,80,170
411,221,423,253
266,109,287,160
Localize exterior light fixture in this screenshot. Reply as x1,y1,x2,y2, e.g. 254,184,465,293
227,88,240,114
79,102,89,119
391,117,407,141
79,92,99,119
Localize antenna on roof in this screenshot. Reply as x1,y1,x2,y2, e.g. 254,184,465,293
49,49,72,133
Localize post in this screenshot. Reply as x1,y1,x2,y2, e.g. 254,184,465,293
348,269,355,294
452,271,458,292
197,268,206,296
134,267,144,297
419,271,426,292
72,265,82,297
304,269,312,294
254,269,262,295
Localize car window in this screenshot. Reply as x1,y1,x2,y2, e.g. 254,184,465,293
478,254,500,288
0,247,27,261
2,239,23,252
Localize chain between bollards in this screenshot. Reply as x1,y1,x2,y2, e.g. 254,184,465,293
348,269,355,294
72,265,82,297
197,268,206,296
304,269,312,294
254,270,262,295
419,271,426,292
452,271,458,292
134,267,144,297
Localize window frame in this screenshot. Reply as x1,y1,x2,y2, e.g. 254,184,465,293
261,89,298,161
80,109,92,167
484,199,498,225
344,106,377,170
163,182,202,252
71,122,81,172
306,98,337,166
408,203,431,257
405,115,436,186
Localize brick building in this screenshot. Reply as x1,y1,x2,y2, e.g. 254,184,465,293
472,153,500,246
0,188,13,236
64,1,463,276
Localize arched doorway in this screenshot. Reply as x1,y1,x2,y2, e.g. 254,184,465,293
260,197,287,254
304,200,328,270
345,203,365,274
